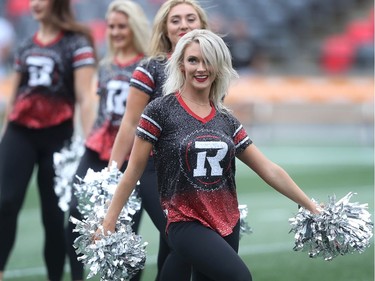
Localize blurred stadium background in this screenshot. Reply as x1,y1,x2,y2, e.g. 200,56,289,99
0,0,373,280
0,0,374,144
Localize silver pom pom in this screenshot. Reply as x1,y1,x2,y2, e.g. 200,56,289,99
74,161,141,221
70,204,147,281
239,204,253,238
289,192,373,261
71,161,145,280
53,137,84,211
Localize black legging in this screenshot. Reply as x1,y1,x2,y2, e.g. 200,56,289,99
0,121,73,281
165,220,252,281
66,148,170,281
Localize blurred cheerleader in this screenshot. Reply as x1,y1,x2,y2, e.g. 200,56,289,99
64,1,150,281
0,0,97,280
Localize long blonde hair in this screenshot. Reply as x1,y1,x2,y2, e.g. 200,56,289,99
102,0,150,64
163,29,238,112
149,0,209,59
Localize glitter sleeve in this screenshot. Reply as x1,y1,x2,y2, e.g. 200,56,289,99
136,98,164,145
227,113,252,154
129,58,166,99
71,34,96,69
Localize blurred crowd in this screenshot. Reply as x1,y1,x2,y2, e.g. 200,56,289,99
0,0,374,77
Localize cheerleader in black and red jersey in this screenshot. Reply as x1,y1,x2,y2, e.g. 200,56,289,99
0,0,96,281
64,1,150,281
100,30,320,281
108,1,209,280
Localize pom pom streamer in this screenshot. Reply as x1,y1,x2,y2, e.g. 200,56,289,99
71,162,145,280
53,137,84,211
70,205,147,281
289,192,373,261
74,161,141,221
239,204,253,238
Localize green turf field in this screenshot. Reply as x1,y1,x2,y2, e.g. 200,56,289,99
2,145,374,281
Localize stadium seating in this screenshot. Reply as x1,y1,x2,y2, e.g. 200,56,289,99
320,7,374,74
0,0,373,73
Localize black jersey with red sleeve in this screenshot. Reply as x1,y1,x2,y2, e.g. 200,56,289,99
85,55,144,160
8,32,96,129
129,57,167,101
136,93,252,236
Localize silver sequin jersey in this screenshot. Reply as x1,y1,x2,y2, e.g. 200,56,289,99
136,93,252,236
9,32,95,128
85,55,144,160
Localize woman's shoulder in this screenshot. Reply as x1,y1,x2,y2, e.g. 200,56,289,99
14,36,34,54
63,31,93,47
20,35,34,47
148,93,170,104
146,94,175,111
138,55,167,67
134,56,167,85
64,31,84,39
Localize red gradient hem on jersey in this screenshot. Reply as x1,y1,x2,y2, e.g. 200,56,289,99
9,93,74,128
163,188,240,237
85,120,119,161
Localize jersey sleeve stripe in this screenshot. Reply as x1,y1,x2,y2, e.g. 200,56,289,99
73,58,96,68
130,78,153,93
135,66,154,82
137,127,158,141
74,46,94,56
131,67,155,89
141,114,162,130
74,52,94,61
137,114,162,140
233,124,243,137
233,126,249,146
73,46,95,68
235,136,250,149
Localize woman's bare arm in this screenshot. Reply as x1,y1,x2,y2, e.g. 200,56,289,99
102,137,153,233
109,87,150,168
237,144,319,214
74,66,97,137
